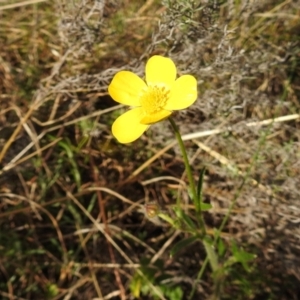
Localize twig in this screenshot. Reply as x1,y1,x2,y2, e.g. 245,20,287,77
89,154,126,300
0,0,48,10
130,113,300,178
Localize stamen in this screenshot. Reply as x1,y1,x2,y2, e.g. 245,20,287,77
139,85,170,115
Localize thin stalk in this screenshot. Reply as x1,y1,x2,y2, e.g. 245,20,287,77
188,256,209,300
168,117,206,235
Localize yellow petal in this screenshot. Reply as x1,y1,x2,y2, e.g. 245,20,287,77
164,75,198,110
145,56,176,87
140,109,172,125
108,71,146,106
112,108,149,143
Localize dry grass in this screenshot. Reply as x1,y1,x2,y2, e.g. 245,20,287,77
0,0,300,299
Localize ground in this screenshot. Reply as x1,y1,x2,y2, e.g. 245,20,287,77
0,0,300,299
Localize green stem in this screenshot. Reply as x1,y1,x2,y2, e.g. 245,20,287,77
168,117,205,235
188,256,209,300
168,117,218,284
157,212,177,227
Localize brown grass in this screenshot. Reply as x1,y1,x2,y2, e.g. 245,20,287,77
0,0,300,299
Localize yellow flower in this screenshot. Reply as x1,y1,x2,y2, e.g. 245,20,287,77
108,55,198,143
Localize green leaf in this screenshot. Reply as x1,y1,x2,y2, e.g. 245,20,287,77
170,236,198,257
200,202,212,211
195,168,207,215
231,241,256,271
129,273,142,298
46,284,59,298
203,239,219,272
163,285,183,300
217,238,226,256
173,207,197,230
57,138,81,188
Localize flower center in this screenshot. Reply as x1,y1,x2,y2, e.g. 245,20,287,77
139,84,170,115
